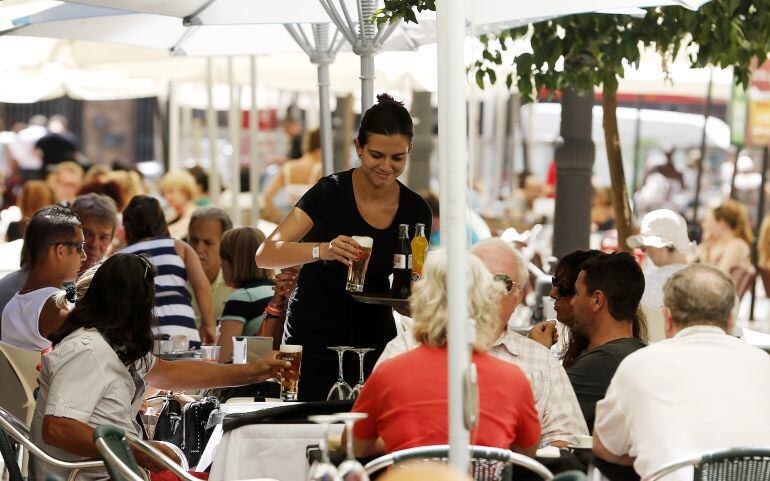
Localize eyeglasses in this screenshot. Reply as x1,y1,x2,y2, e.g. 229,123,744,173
50,241,85,254
551,276,576,298
494,273,518,293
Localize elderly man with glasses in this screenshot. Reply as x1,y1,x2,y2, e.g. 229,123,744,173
376,237,588,447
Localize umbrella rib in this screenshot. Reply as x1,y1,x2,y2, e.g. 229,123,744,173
171,25,199,55
297,24,314,49
331,32,347,55
378,18,401,46
338,0,360,41
317,0,355,44
284,24,313,56
356,0,366,41
328,27,340,54
183,0,217,25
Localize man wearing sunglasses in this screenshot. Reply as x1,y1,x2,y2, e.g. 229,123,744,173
376,238,588,447
1,205,85,351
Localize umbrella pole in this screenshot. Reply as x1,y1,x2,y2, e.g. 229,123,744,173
206,58,220,206
691,68,714,224
318,61,335,176
169,80,180,172
750,146,769,322
360,53,375,113
437,0,471,471
249,55,261,225
228,57,242,226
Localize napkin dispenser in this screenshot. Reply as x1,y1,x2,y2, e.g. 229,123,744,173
232,336,273,364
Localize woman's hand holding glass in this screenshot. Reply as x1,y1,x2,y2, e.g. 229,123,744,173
323,235,364,265
274,266,300,299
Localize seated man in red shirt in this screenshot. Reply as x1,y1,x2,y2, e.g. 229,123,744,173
350,250,541,458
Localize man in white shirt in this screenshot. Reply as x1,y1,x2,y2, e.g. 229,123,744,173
1,206,85,350
378,238,588,447
627,209,693,341
593,264,770,481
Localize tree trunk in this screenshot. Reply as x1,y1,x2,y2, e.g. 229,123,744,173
602,87,633,252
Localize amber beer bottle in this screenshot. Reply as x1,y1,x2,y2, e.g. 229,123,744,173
390,224,412,299
411,223,428,282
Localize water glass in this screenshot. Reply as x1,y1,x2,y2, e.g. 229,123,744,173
171,334,189,352
336,412,369,481
200,345,220,362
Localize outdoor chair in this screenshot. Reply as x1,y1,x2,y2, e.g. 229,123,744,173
553,471,588,481
1,425,24,481
93,425,148,481
730,265,757,300
0,342,41,425
0,406,103,481
364,445,554,481
643,446,770,481
94,425,195,481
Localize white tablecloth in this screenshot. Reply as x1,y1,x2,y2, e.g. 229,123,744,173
200,402,344,481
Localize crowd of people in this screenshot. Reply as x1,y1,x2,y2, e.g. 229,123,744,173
0,93,769,481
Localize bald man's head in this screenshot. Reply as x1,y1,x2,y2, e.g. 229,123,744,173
471,238,527,327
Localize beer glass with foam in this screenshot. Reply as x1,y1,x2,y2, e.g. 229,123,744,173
277,344,303,400
346,236,373,293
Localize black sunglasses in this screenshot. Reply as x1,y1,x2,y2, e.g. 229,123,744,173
552,276,576,298
494,273,517,293
50,241,85,254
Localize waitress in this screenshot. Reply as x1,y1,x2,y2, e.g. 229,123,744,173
256,94,432,400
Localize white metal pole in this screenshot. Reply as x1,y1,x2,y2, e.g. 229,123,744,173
206,58,221,205
318,62,335,175
437,0,470,471
249,55,261,226
168,80,180,172
228,57,242,225
360,54,375,113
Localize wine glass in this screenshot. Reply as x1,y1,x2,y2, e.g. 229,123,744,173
307,414,341,481
335,412,370,481
350,348,375,399
327,346,354,401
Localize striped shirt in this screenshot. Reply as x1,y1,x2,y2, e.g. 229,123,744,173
220,280,274,336
121,238,200,347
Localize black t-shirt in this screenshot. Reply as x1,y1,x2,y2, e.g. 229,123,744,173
285,169,432,348
566,337,646,433
36,132,78,173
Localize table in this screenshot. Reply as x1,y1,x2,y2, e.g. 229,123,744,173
199,402,344,481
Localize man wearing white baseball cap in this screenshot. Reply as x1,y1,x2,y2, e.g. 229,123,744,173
627,209,695,341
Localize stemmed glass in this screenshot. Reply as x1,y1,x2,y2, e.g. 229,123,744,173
350,348,375,399
327,346,354,400
335,412,370,481
307,415,341,481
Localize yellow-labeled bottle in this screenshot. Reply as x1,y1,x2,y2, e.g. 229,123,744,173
411,223,428,283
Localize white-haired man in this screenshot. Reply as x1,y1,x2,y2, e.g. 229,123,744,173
593,265,770,481
377,237,588,447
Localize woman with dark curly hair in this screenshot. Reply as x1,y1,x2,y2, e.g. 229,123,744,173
30,253,287,481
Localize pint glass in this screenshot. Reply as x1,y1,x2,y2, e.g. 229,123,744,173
277,344,303,400
346,236,373,293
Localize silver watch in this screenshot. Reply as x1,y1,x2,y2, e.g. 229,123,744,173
312,244,320,260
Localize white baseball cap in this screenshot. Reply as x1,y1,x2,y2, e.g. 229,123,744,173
627,209,694,254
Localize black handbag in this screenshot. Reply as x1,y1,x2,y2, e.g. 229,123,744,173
182,397,220,467
153,396,184,447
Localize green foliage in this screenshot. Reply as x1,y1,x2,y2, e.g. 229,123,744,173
379,0,770,100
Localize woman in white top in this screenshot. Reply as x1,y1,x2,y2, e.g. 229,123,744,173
262,128,323,223
31,253,288,481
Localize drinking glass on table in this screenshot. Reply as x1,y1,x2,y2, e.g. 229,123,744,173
307,415,341,481
278,344,303,401
200,345,220,362
350,348,375,399
327,346,354,401
346,236,373,293
335,412,370,481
